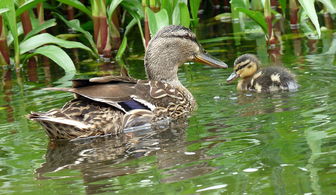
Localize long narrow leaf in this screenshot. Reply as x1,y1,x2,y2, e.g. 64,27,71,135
24,19,57,40
16,0,45,16
189,0,200,24
26,45,76,73
298,0,321,38
116,36,127,60
0,0,19,64
57,0,91,17
236,7,268,35
147,8,169,36
178,2,190,27
55,13,98,56
278,0,287,16
107,0,123,21
121,0,144,17
0,8,9,15
116,18,137,59
318,0,336,13
20,33,93,55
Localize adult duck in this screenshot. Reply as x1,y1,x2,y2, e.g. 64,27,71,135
29,25,228,140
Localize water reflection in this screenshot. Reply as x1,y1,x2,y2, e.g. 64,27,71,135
35,119,220,193
1,68,14,123
233,92,296,117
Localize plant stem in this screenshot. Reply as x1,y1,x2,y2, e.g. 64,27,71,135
20,11,33,35
92,0,109,56
323,13,334,29
289,0,299,29
0,16,10,65
67,6,75,20
223,0,230,12
142,0,150,47
270,0,278,10
37,3,46,33
264,0,273,41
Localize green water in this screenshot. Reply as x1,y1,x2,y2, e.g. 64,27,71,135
1,22,336,194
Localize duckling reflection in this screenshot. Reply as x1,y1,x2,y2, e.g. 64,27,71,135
233,92,296,117
227,54,298,92
35,120,217,193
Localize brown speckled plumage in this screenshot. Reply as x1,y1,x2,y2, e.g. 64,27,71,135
227,54,298,92
28,25,228,140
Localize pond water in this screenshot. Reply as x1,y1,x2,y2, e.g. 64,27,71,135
1,20,336,194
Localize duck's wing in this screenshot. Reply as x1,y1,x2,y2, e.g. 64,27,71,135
45,76,185,113
45,76,146,112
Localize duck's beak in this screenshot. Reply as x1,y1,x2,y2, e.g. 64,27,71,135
226,72,239,83
194,53,228,68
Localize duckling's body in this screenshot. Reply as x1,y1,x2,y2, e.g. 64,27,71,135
227,54,298,92
28,25,228,140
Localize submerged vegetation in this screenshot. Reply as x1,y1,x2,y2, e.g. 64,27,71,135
0,0,335,73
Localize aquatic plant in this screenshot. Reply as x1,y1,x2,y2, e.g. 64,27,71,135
0,0,95,72
219,0,336,41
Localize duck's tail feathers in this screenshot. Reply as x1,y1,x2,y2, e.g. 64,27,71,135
43,87,74,92
28,112,89,129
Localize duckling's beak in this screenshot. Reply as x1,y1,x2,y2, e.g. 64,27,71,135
194,53,228,68
226,72,239,83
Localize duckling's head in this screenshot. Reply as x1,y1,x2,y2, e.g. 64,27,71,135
226,54,260,83
145,25,227,86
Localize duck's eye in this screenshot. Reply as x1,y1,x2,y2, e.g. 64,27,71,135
248,65,252,68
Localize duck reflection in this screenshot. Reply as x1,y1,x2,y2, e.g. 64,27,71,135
35,119,217,193
235,92,296,117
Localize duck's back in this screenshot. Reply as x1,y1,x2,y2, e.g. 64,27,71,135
249,66,298,92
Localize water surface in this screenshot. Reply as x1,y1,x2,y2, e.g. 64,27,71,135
0,22,336,194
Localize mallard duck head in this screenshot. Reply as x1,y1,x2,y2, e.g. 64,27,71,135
226,54,260,83
145,25,227,86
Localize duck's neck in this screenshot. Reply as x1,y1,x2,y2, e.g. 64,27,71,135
145,52,184,87
144,54,195,104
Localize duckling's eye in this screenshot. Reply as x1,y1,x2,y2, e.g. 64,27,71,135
247,65,252,68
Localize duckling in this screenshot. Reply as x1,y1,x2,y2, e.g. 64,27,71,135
226,54,298,92
28,25,228,140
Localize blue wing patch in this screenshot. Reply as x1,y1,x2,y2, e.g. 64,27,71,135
118,100,151,111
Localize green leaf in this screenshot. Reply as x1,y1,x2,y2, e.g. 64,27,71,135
199,36,237,44
116,18,137,59
146,8,169,36
172,2,190,27
236,7,268,35
178,2,190,27
20,33,93,55
16,0,45,16
189,0,200,24
278,0,287,16
27,45,76,73
318,0,336,13
298,0,321,38
0,0,20,65
121,1,145,48
300,9,319,38
107,0,123,21
161,0,178,23
24,19,57,41
57,0,91,17
55,13,98,56
0,8,9,15
121,0,144,18
116,36,127,60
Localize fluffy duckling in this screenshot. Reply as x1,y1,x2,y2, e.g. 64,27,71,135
227,54,298,92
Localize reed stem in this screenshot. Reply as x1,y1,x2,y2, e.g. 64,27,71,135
0,16,10,65
21,11,33,35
